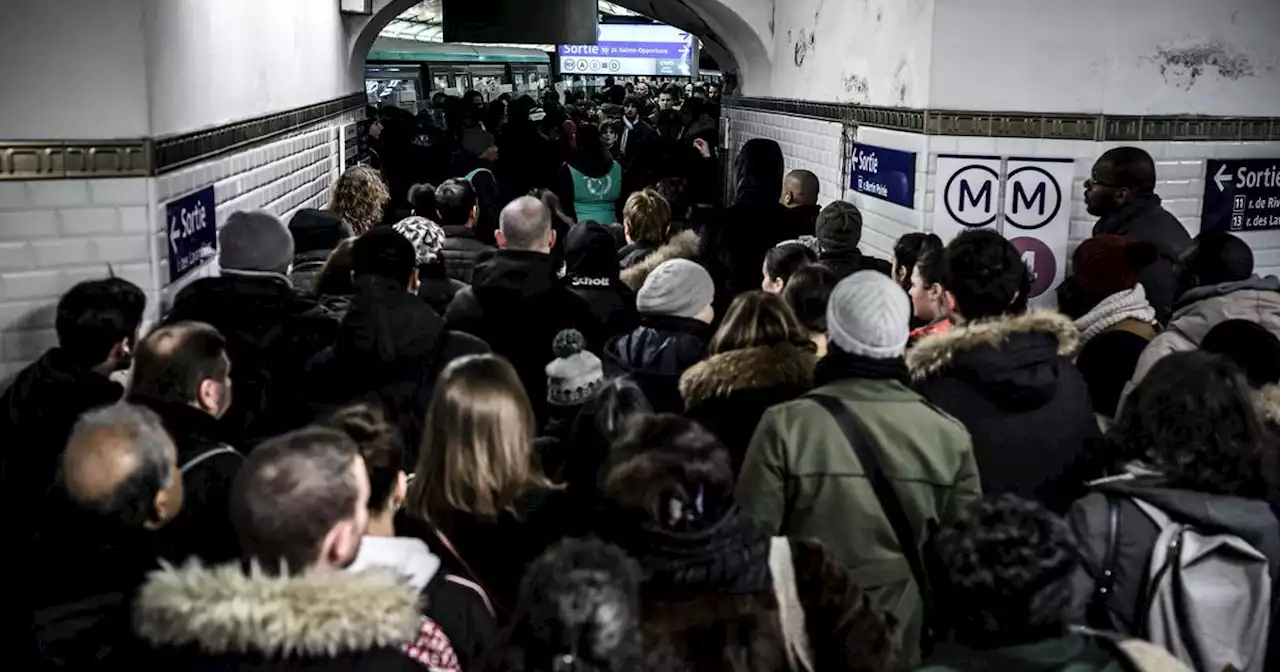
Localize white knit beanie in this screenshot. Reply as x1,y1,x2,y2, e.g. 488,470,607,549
826,271,911,359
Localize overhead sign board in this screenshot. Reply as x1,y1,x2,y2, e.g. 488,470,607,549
559,24,694,77
850,143,916,209
1202,158,1280,232
166,186,217,283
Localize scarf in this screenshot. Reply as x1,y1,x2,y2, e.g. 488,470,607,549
1074,285,1156,345
604,507,771,598
813,345,911,388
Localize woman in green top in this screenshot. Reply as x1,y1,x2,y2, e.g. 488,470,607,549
554,124,623,225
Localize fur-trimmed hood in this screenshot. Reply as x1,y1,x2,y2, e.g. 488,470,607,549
1258,385,1280,426
907,310,1079,381
679,343,816,408
620,230,700,292
134,562,422,658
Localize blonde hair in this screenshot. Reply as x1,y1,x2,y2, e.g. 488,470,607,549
407,354,548,524
709,291,811,355
328,165,389,234
623,188,672,245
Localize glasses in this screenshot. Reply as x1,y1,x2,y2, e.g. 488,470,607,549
1084,178,1121,190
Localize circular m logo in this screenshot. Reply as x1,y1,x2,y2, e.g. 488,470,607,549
943,165,1000,228
1005,166,1063,231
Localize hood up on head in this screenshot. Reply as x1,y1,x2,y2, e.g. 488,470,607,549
564,222,623,282
733,138,784,207
133,561,422,657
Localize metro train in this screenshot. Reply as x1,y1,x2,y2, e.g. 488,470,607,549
366,39,555,110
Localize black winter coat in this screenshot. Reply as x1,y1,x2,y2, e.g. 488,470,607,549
417,268,468,318
166,273,340,447
678,343,816,474
21,505,158,670
0,348,123,545
131,563,428,671
563,221,639,340
1092,195,1194,325
907,311,1103,512
440,225,496,284
820,250,894,279
131,399,243,565
444,250,599,424
605,314,711,414
1075,325,1155,419
305,275,489,457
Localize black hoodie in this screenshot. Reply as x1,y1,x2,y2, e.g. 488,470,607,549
444,250,599,423
701,139,805,302
563,222,638,340
306,274,488,456
907,311,1103,512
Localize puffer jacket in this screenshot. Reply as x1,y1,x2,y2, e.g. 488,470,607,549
440,225,496,284
619,229,701,292
737,377,980,665
604,314,710,414
679,343,816,473
908,311,1102,512
1127,276,1280,392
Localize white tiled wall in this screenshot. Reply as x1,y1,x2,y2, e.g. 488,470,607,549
725,108,845,208
0,178,153,381
154,122,344,309
0,117,348,384
727,108,1280,276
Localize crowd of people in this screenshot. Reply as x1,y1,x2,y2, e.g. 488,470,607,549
3,94,1280,672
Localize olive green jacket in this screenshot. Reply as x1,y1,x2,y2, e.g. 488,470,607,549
736,377,981,664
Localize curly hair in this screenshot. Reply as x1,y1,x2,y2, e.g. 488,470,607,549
1112,350,1276,499
328,165,389,234
479,538,646,672
936,494,1081,646
938,230,1030,321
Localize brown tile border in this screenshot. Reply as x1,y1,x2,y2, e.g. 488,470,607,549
0,92,365,181
727,97,1280,143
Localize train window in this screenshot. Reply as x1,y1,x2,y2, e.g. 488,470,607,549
434,75,450,91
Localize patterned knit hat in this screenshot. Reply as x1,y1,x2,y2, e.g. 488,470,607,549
546,329,605,407
393,216,447,266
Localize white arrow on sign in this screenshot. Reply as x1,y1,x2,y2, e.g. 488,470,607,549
1215,164,1231,192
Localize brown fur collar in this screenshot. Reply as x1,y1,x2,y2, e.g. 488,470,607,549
906,310,1080,381
1258,385,1280,425
679,343,816,408
134,562,422,657
620,230,700,292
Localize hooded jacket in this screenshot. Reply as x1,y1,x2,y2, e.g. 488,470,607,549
701,139,800,301
908,311,1102,512
166,273,340,447
738,376,980,665
1069,475,1280,669
131,398,243,565
306,274,489,456
132,564,435,671
1092,195,1194,324
619,229,701,292
445,250,599,423
1127,276,1280,394
605,314,711,414
563,222,638,340
0,348,123,544
679,343,816,473
350,536,498,671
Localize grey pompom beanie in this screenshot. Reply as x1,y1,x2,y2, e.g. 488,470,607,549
636,259,714,319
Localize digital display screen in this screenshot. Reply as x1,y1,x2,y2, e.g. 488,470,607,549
559,24,694,77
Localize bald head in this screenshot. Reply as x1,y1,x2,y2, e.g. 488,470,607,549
783,170,820,208
497,196,554,252
62,403,181,529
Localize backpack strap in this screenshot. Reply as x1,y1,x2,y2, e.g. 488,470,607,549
464,167,493,182
1088,496,1124,626
181,444,239,474
808,394,937,649
769,537,814,672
